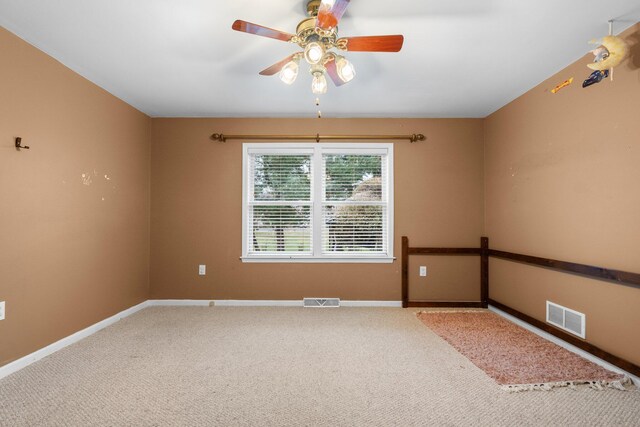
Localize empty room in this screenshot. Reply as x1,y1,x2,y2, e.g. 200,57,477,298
1,0,640,425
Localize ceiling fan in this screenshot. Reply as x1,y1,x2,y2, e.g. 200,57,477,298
232,0,404,95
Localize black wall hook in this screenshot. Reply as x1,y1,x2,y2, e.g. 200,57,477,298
15,137,30,150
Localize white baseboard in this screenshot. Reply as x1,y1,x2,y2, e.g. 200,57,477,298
214,299,302,307
0,300,150,381
341,300,403,307
147,299,302,307
148,299,403,307
147,299,212,306
489,305,640,387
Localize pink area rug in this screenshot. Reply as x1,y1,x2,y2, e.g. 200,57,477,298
417,311,630,391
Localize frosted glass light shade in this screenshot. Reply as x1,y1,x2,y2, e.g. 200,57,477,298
304,42,324,65
279,60,299,85
336,56,356,83
311,72,328,94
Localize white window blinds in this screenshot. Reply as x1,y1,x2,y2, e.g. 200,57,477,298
243,144,393,262
322,154,387,255
247,153,312,255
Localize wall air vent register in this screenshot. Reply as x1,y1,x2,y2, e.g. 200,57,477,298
546,301,586,339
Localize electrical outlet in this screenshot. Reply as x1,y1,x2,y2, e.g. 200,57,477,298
198,265,206,276
419,266,427,277
0,301,5,321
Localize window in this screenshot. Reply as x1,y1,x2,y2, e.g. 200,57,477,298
242,143,394,262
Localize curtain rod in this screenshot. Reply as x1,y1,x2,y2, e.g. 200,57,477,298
210,133,426,143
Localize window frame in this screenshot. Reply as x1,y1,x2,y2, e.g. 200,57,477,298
241,142,394,263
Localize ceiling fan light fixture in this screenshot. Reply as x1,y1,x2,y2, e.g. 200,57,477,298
335,56,355,83
279,58,300,85
311,71,328,94
304,42,325,64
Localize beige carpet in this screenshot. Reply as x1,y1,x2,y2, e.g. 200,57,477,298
417,311,628,390
0,307,639,426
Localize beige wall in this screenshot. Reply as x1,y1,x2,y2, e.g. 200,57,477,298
150,118,484,302
484,24,640,365
0,28,151,366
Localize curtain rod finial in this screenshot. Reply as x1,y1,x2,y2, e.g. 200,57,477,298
411,134,426,143
211,133,226,143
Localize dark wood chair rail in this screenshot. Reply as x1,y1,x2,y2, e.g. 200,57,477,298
408,247,481,255
489,249,640,289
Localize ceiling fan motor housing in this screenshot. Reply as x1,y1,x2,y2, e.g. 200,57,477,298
295,17,337,49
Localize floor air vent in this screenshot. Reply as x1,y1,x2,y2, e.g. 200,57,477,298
546,301,586,338
303,298,340,308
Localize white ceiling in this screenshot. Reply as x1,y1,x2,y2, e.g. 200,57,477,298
1,0,639,118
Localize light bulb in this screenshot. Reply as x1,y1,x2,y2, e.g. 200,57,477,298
304,42,324,65
336,56,356,83
279,59,299,85
311,72,327,95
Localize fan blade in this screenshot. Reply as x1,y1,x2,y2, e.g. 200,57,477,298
259,54,298,76
232,20,295,42
339,35,404,52
317,0,350,30
324,57,347,86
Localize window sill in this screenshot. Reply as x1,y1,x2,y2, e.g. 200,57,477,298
240,256,396,264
